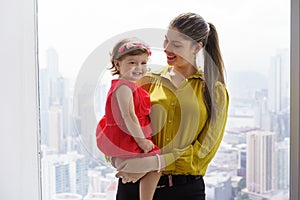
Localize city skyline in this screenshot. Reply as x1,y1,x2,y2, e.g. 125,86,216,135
38,45,290,199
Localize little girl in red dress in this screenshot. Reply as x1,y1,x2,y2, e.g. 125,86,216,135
96,38,161,200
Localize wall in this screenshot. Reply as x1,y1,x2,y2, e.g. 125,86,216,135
0,0,39,199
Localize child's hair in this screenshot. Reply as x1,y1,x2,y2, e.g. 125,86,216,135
109,38,152,75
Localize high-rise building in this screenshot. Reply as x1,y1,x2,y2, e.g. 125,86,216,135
276,138,290,190
268,49,290,113
267,49,290,140
68,152,89,196
205,171,232,200
48,104,64,151
72,71,112,161
42,151,89,200
253,89,269,130
236,143,247,177
47,47,60,79
40,48,73,152
246,130,275,194
42,154,71,200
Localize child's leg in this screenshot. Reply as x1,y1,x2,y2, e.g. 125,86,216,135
139,171,162,200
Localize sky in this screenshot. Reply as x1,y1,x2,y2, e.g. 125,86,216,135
37,0,290,79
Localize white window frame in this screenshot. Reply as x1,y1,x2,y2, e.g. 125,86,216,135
0,0,299,199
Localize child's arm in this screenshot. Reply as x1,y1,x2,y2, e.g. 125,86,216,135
115,85,154,153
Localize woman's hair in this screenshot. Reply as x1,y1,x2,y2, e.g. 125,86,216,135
109,38,151,75
169,12,226,120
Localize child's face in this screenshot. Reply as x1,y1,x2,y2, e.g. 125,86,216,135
116,53,149,82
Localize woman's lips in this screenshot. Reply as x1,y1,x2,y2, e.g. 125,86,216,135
167,55,176,61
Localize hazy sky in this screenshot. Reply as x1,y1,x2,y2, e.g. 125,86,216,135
38,0,290,79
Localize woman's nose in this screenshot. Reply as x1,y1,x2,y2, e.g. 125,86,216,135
164,43,172,53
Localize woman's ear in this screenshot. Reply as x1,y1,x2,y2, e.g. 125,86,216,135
193,42,203,54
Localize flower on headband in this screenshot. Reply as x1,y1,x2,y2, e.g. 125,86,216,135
119,45,125,53
126,43,133,49
118,42,152,56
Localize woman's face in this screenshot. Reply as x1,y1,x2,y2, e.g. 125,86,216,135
163,27,199,68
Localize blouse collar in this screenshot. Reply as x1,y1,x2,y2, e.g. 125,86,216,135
150,66,204,80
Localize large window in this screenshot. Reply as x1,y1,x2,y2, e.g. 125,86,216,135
37,0,290,199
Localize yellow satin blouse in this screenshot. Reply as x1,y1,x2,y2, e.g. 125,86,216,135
139,67,229,176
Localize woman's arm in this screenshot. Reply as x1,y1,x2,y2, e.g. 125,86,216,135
115,85,154,153
115,82,229,173
163,81,229,172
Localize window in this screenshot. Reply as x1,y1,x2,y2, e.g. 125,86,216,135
37,0,291,199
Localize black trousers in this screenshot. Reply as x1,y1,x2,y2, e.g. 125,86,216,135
116,175,206,200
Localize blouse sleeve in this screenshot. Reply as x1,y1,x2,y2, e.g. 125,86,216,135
163,81,229,173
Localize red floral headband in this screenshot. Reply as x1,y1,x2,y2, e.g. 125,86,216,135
118,42,152,56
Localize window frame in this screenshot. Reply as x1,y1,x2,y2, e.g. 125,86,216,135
290,0,300,199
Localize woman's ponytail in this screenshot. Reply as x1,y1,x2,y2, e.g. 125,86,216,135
203,22,226,121
169,13,226,121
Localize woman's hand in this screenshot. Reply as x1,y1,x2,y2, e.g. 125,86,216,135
114,155,165,173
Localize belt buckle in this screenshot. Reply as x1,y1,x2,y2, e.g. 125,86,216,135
156,175,174,188
156,184,166,189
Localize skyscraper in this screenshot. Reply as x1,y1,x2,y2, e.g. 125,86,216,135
268,49,290,140
268,49,290,113
48,104,63,151
276,138,290,190
42,152,89,200
246,130,275,194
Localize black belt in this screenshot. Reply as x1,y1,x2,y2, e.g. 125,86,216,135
156,175,202,188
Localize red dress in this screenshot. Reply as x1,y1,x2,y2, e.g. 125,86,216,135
96,79,160,158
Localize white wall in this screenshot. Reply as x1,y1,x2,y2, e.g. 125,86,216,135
0,0,39,199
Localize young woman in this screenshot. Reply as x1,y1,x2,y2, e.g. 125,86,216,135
96,38,161,200
114,12,229,200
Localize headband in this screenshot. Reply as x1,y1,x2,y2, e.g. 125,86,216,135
118,42,152,56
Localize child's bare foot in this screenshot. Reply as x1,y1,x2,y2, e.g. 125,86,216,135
115,171,146,183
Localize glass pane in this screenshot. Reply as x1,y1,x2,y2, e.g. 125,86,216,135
38,0,290,199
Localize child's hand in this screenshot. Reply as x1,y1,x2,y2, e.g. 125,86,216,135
135,138,154,153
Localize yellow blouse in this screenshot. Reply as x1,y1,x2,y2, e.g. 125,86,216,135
139,67,229,176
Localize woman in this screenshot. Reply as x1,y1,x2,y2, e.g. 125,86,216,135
115,12,229,200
